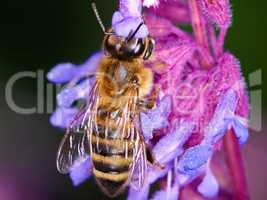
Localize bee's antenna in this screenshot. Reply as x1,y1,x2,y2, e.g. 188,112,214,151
91,2,113,35
127,22,144,41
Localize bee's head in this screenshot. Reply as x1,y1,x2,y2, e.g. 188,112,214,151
91,3,154,60
103,30,154,60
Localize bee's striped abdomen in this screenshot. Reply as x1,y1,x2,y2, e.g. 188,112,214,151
91,118,135,197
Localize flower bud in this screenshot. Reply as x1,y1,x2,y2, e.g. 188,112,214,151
199,0,232,28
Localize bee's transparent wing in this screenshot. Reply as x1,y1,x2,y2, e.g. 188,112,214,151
56,83,99,174
56,125,88,174
123,88,148,190
129,136,148,189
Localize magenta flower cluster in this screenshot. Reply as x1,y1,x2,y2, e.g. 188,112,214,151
47,0,249,199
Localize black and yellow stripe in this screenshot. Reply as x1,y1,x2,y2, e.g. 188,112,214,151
91,119,136,197
91,135,135,150
93,168,129,182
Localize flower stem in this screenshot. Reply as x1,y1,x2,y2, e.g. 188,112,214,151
207,25,217,57
216,27,227,57
223,129,250,200
189,0,212,69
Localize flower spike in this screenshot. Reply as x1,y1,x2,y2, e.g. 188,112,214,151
48,0,250,199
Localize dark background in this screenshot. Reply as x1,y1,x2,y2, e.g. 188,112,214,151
0,0,266,200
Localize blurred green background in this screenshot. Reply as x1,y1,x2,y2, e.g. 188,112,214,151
0,0,266,200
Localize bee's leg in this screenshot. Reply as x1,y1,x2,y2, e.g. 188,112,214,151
138,85,160,112
146,146,164,170
138,99,156,111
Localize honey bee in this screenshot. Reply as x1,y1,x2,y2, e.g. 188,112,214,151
57,3,159,197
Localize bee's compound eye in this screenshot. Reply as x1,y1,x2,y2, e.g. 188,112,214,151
125,38,146,58
143,38,155,60
104,35,122,57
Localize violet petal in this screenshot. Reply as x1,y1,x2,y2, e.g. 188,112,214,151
203,88,238,144
151,173,179,200
147,164,171,184
158,95,172,113
112,11,124,26
214,88,238,119
50,107,78,129
47,63,77,83
151,113,169,130
120,0,142,17
69,156,92,186
197,164,219,198
150,95,171,120
232,116,249,145
47,52,102,84
76,52,102,78
140,112,153,141
152,120,195,164
127,184,150,200
143,0,159,8
151,189,178,200
141,95,171,141
178,145,213,175
113,0,149,38
127,164,171,200
57,78,95,108
112,15,149,38
148,95,172,130
177,173,198,186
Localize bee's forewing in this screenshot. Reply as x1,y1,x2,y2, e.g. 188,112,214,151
56,126,89,174
56,83,99,174
129,139,147,190
124,88,148,190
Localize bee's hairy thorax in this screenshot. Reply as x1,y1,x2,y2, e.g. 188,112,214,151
96,56,153,106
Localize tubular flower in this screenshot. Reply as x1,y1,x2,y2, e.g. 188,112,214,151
48,0,250,199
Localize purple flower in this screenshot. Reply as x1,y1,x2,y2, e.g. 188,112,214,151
197,163,219,198
112,0,149,38
143,0,160,8
146,0,190,24
48,0,250,199
140,94,172,141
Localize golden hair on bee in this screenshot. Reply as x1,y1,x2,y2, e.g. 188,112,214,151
97,56,154,98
